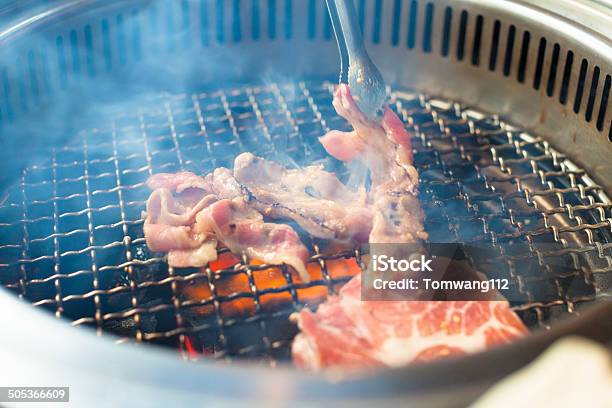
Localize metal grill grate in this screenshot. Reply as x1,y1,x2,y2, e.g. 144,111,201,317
0,80,610,363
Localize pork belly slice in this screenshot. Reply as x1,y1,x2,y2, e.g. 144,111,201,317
292,274,528,371
205,154,373,243
147,171,213,207
234,153,373,242
319,84,427,243
145,187,217,227
143,173,310,280
147,171,210,193
143,178,219,267
202,167,245,200
198,199,310,281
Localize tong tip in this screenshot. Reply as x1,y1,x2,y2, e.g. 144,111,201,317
347,60,387,121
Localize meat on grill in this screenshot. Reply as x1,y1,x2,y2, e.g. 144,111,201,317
143,173,310,280
143,177,219,267
232,152,373,243
147,171,210,193
144,83,528,370
198,199,310,280
319,84,427,243
292,274,528,371
201,154,373,243
292,85,526,370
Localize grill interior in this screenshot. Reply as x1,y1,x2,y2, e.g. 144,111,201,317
0,80,610,363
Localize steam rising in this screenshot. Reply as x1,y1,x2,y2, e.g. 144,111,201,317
0,0,339,189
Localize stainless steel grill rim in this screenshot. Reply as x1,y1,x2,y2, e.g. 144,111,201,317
0,1,610,404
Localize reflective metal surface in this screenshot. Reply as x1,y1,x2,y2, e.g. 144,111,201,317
0,0,610,406
0,80,609,361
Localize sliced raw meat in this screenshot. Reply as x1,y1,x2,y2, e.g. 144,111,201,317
231,153,373,243
293,85,525,371
143,180,219,267
143,221,206,253
292,296,382,371
319,84,427,243
203,167,244,200
143,173,311,279
147,171,216,210
196,199,311,281
292,274,528,371
147,171,209,193
145,188,217,226
166,241,219,268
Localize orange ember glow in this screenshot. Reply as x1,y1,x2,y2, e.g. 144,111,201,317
179,254,361,354
179,253,361,319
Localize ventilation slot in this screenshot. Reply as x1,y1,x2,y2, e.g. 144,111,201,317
2,69,13,122
533,37,546,90
407,0,417,49
372,0,382,44
181,0,192,48
56,36,68,88
391,0,401,46
131,9,143,60
559,50,574,105
232,0,241,42
148,2,160,53
488,20,500,71
471,15,483,66
441,6,452,57
2,69,14,122
546,43,560,97
164,1,176,51
585,66,600,122
216,0,224,43
456,10,467,61
101,20,112,72
83,25,95,78
268,0,276,39
252,0,261,40
117,14,128,64
308,0,316,39
502,25,515,76
358,0,365,33
39,48,51,98
422,3,434,53
17,61,27,113
573,59,588,114
69,30,81,75
596,75,610,131
200,1,209,45
27,52,40,105
324,7,332,40
24,51,40,106
517,31,530,83
284,0,292,39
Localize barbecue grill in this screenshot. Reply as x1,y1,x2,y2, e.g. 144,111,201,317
0,0,610,406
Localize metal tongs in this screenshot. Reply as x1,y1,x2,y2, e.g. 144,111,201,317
325,0,387,120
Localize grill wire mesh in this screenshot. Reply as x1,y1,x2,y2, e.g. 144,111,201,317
0,80,610,363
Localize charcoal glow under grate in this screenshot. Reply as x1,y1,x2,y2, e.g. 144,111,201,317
0,80,610,363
